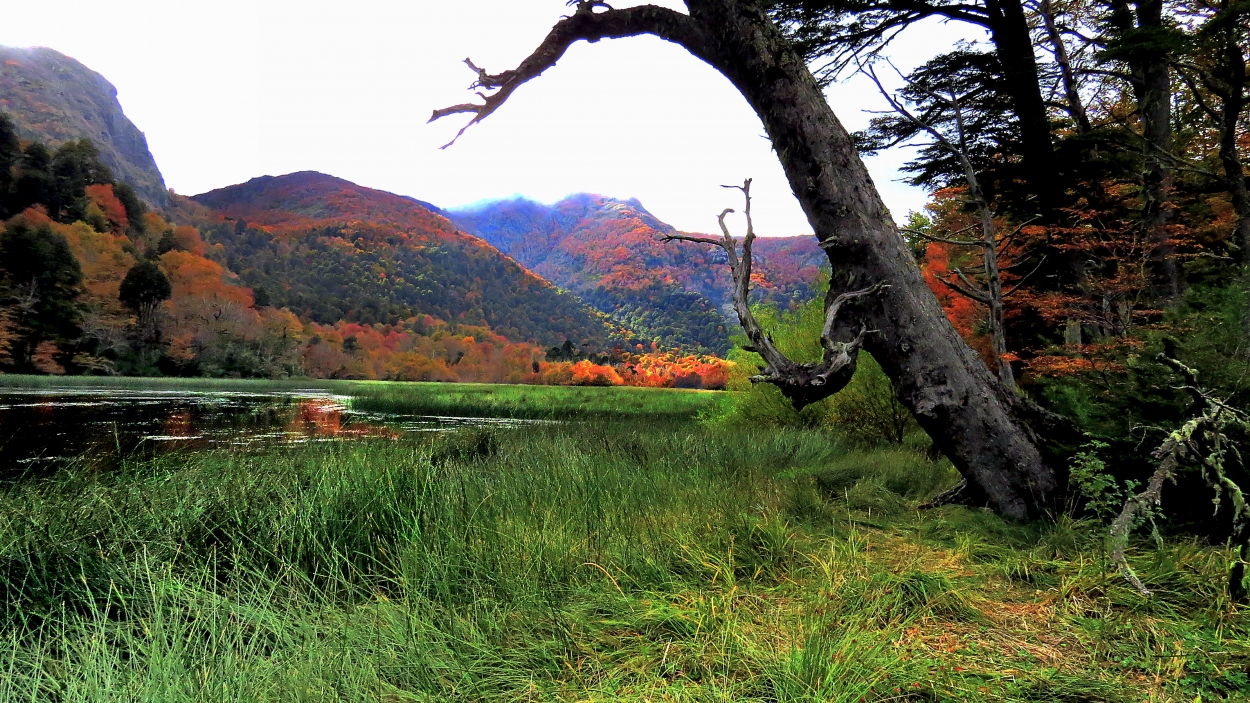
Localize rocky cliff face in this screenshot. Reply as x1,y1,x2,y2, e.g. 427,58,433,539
0,46,168,208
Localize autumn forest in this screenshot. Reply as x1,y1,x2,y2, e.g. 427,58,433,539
0,122,737,388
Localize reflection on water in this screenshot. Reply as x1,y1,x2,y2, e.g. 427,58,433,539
0,387,541,478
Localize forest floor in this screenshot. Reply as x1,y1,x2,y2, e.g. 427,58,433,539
0,380,1246,701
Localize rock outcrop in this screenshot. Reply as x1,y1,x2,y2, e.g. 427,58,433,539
0,46,168,208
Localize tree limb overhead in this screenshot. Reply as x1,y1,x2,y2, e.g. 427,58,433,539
429,2,704,148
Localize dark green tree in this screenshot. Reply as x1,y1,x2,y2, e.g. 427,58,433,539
0,217,84,371
154,229,180,257
118,261,172,373
856,51,1022,201
766,0,1060,210
10,142,56,216
4,136,117,222
111,182,148,235
119,261,172,316
0,114,21,217
546,339,582,362
50,139,114,222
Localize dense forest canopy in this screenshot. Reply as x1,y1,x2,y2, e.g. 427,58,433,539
791,0,1250,531
758,0,1250,547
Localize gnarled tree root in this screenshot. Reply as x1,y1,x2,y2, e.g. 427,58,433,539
920,479,990,511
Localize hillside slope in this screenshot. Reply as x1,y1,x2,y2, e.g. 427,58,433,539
189,172,615,348
0,46,168,207
449,195,825,353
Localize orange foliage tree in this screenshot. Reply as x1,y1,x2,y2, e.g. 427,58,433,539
84,184,129,233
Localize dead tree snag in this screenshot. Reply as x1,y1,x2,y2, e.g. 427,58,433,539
665,180,886,409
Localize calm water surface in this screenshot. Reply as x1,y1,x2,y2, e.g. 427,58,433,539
0,387,535,478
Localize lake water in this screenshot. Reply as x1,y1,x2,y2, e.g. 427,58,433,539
0,387,535,478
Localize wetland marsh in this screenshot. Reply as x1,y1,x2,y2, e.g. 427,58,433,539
0,377,1245,702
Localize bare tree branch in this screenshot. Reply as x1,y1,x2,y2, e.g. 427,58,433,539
1110,354,1250,600
1110,454,1175,598
820,283,887,369
935,275,992,304
951,266,983,295
996,217,1040,254
1000,254,1040,270
663,234,724,247
1186,78,1226,125
429,2,704,148
918,233,983,246
1001,256,1048,298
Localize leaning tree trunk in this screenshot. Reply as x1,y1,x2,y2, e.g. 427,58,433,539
688,1,1057,520
1137,0,1179,298
1221,93,1250,265
1038,0,1091,135
431,0,1062,520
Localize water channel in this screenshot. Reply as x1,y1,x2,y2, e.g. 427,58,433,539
0,386,531,478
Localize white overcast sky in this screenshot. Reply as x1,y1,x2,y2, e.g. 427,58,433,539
1,1,983,235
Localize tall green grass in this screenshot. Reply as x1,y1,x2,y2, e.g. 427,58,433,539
0,423,854,700
0,407,1246,700
346,381,724,420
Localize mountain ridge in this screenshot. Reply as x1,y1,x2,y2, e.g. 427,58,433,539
448,194,825,353
187,171,617,347
0,41,824,358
